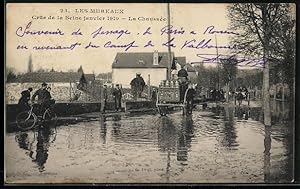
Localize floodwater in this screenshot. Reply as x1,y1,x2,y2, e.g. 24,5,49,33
5,101,293,183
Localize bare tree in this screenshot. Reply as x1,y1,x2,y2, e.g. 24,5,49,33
6,67,17,82
227,3,295,126
220,57,238,102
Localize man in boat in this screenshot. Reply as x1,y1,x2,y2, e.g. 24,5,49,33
177,65,189,103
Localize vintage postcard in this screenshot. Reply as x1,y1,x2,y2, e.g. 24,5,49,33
5,3,296,184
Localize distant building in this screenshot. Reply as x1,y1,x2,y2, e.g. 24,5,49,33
184,63,198,81
171,57,186,80
172,58,198,81
112,51,176,87
6,72,95,104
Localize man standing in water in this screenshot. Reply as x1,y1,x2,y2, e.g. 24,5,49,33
186,83,196,115
112,84,122,111
101,84,108,112
177,65,189,102
130,73,145,100
31,82,49,115
18,87,33,112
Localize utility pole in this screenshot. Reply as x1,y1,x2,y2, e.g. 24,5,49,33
147,74,151,100
167,3,172,80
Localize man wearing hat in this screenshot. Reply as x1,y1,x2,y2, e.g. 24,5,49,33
18,87,33,112
101,84,108,112
130,73,145,100
112,84,122,111
177,64,189,102
31,82,51,115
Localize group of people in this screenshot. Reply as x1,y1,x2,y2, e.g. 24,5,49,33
235,86,249,105
18,68,196,115
209,88,225,101
102,83,122,112
101,72,146,112
18,82,55,115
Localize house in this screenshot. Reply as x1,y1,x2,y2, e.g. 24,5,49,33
184,63,198,82
112,51,176,87
6,72,96,104
171,58,198,81
171,56,186,80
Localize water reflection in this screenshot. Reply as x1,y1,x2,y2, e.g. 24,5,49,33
99,116,107,144
15,131,35,159
271,101,290,124
177,115,194,163
221,106,238,149
14,124,57,172
157,115,195,180
9,99,293,182
158,117,176,153
235,106,250,120
111,115,121,138
33,126,51,172
157,115,195,175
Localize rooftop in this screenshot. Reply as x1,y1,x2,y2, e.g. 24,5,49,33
112,52,175,68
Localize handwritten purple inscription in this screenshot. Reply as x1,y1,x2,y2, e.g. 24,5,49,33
16,21,64,37
91,26,131,39
196,53,265,67
15,21,242,52
203,26,239,35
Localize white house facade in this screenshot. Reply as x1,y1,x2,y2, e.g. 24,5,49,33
112,51,178,88
112,68,168,88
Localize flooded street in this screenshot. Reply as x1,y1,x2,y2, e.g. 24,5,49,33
5,103,293,183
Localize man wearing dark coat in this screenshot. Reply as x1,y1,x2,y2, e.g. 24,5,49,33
177,65,189,102
186,84,196,114
112,84,122,111
177,65,188,79
31,82,49,115
102,85,108,112
18,87,33,112
130,73,145,100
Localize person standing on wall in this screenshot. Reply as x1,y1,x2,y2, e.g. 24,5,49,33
112,84,122,112
130,73,146,100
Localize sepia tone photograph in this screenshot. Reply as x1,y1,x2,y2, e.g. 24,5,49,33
4,3,296,184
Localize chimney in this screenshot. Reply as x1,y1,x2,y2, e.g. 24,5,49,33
153,50,159,65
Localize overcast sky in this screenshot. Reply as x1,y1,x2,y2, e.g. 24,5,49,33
6,3,233,74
